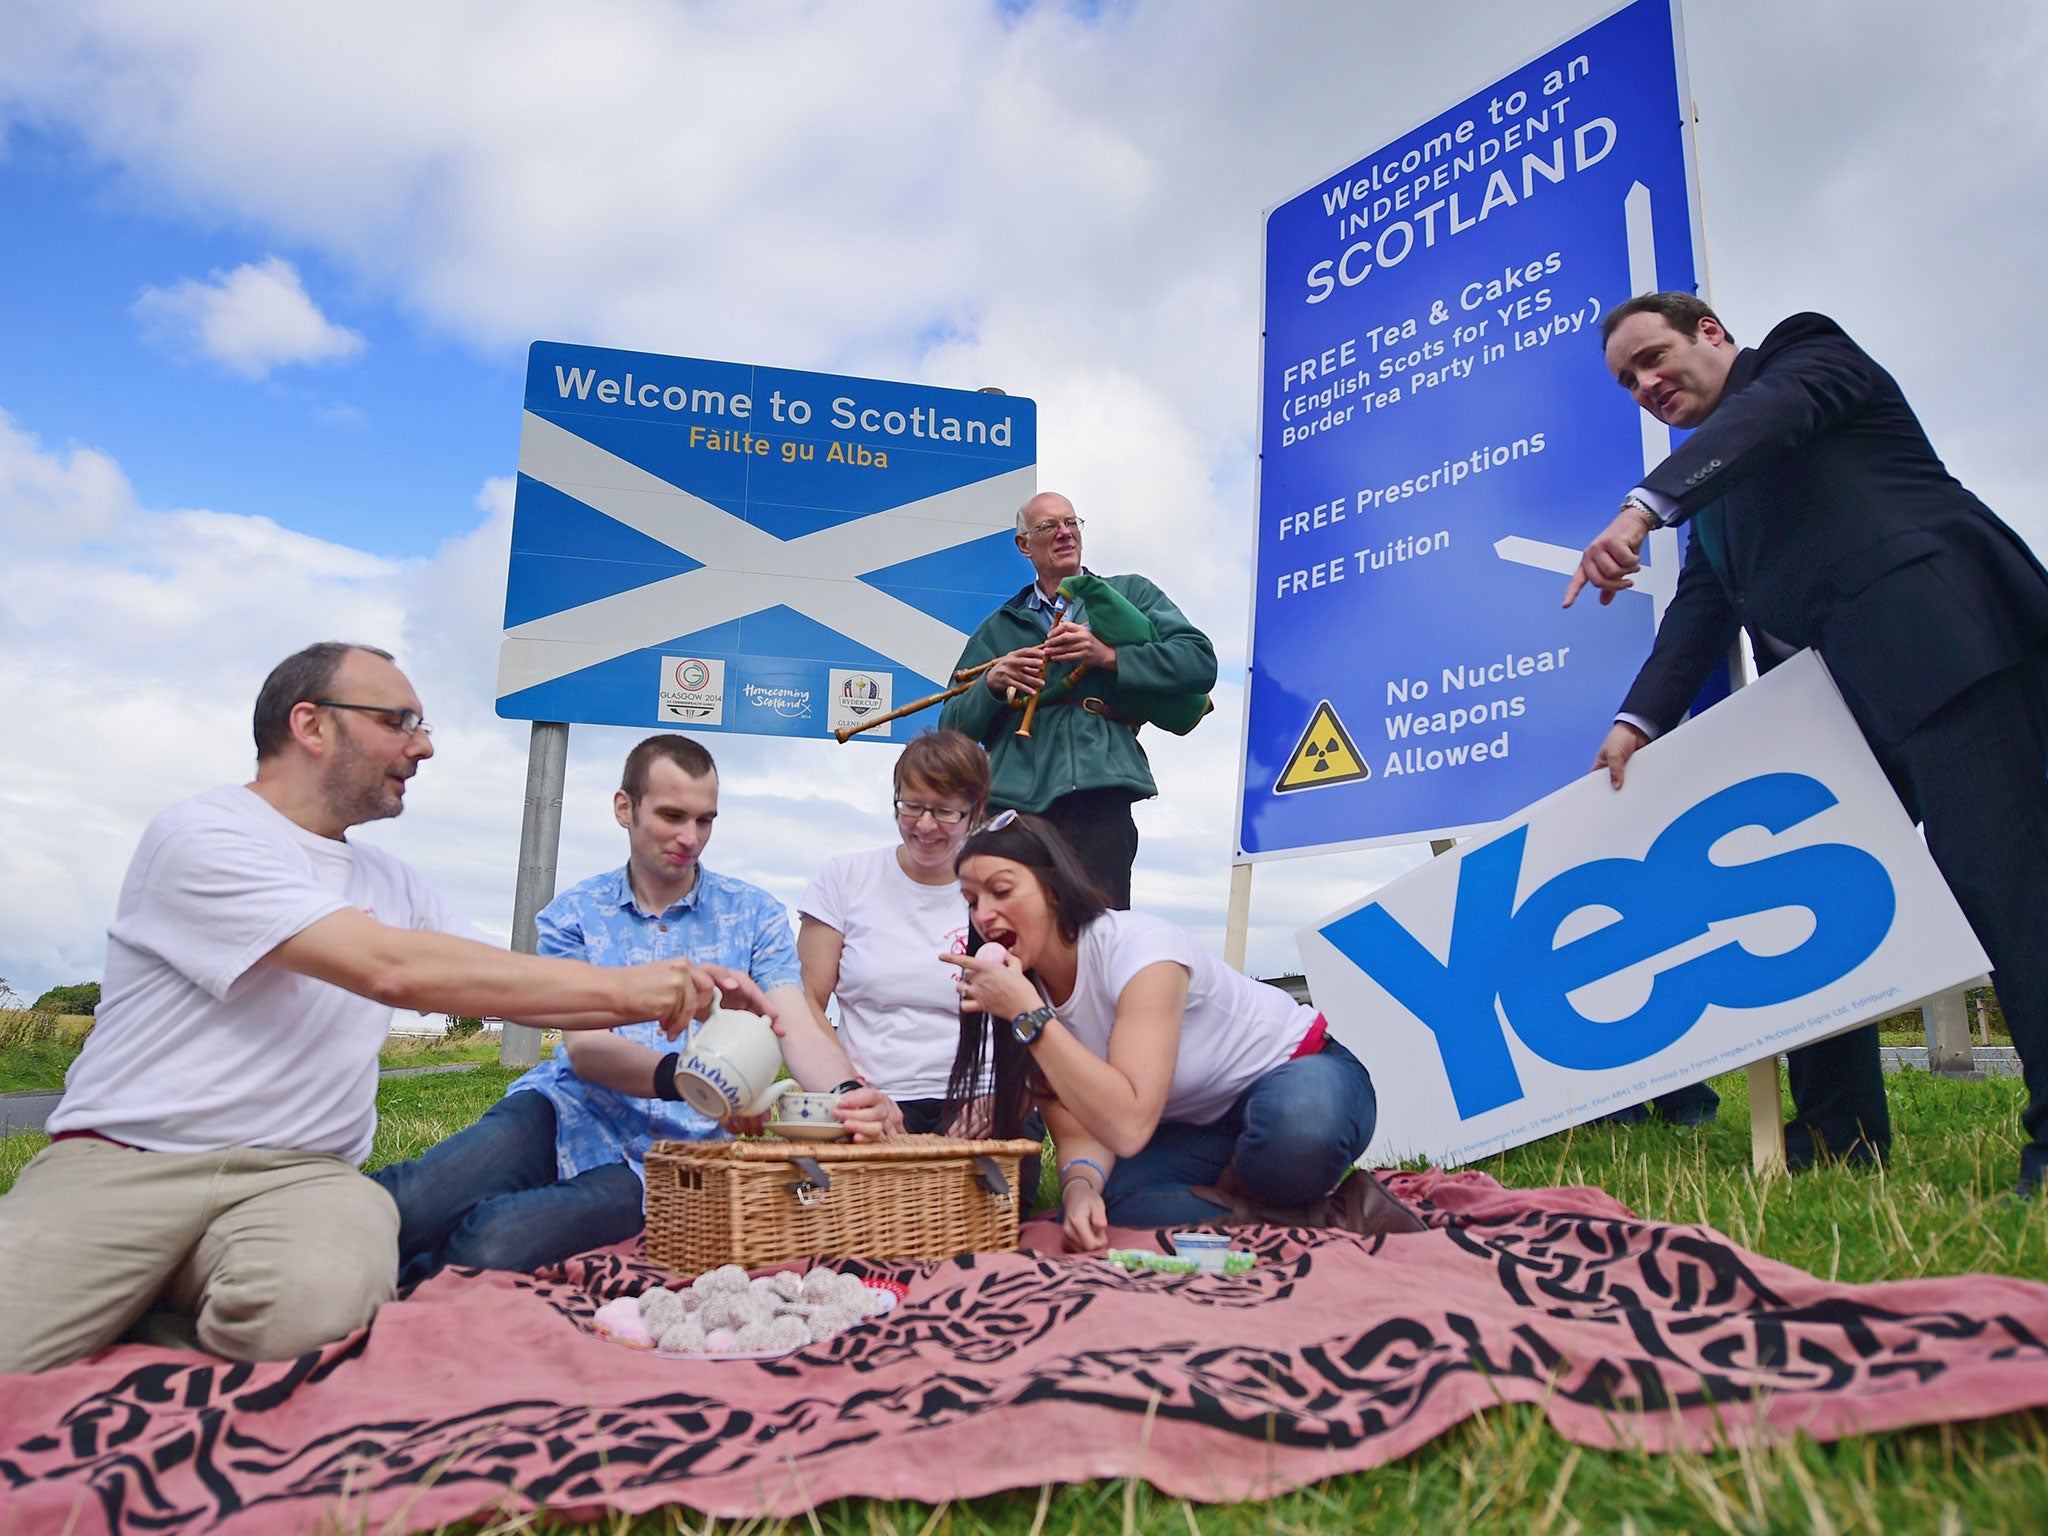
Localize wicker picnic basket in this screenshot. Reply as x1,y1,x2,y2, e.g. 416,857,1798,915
643,1134,1045,1272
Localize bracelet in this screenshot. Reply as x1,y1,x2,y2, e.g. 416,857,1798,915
1059,1157,1107,1189
830,1079,863,1095
652,1054,683,1102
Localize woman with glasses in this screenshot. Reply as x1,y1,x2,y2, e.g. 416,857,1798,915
799,732,1039,1196
946,812,1424,1252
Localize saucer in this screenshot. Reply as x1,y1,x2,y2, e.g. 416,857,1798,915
770,1121,852,1142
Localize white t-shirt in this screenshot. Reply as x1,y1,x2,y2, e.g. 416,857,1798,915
49,784,464,1163
799,845,972,1100
1051,910,1318,1125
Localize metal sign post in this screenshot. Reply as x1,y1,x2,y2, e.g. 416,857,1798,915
500,720,569,1069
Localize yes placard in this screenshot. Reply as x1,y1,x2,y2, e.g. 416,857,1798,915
1299,652,1988,1167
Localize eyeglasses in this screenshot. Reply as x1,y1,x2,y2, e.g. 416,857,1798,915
1027,517,1085,539
984,808,1020,832
313,700,433,738
894,799,971,826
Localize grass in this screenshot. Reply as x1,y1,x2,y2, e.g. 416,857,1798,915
0,1039,85,1095
378,1032,522,1073
0,1011,94,1093
4,1061,2045,1532
1875,986,2010,1047
0,1020,506,1094
369,1062,527,1166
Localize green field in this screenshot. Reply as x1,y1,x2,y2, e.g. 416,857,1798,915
0,1011,95,1093
3,1054,2045,1532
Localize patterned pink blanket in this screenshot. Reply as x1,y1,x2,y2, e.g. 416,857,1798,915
4,1172,2046,1534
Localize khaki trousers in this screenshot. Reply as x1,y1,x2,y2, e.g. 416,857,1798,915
0,1137,398,1375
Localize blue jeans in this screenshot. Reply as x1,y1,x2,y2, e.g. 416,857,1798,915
369,1089,645,1285
1099,1037,1379,1228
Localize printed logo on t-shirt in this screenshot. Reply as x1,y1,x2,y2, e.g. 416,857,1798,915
944,925,970,955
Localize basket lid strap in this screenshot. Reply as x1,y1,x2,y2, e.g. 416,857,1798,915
785,1155,832,1196
972,1155,1012,1202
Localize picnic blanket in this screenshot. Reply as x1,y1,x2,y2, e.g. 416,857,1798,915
5,1171,2047,1534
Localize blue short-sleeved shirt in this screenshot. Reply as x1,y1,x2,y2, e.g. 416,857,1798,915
508,865,802,1182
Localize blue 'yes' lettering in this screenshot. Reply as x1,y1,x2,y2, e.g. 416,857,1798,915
1320,773,1896,1118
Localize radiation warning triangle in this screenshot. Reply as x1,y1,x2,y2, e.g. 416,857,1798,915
1275,700,1369,793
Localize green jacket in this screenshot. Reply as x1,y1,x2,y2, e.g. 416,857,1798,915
938,571,1218,812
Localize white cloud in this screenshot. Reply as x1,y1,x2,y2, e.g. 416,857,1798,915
0,408,138,550
8,2,2044,555
0,416,403,992
132,255,366,379
312,400,369,430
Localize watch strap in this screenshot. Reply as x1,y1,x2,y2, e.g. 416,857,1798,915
652,1053,684,1102
1011,1004,1056,1045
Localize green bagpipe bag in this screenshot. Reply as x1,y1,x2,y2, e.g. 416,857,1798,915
1057,573,1213,736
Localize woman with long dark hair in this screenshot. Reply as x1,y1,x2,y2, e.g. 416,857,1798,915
945,813,1421,1251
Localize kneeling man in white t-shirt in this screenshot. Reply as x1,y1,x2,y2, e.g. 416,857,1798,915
0,642,761,1376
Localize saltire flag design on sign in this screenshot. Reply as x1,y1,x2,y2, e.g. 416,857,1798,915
497,342,1037,740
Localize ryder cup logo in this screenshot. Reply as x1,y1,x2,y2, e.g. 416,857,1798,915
839,674,883,718
828,667,895,738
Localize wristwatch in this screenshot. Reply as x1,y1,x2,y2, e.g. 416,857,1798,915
1011,1005,1056,1046
1620,492,1664,528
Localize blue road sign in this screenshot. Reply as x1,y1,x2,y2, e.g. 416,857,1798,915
1236,0,1701,857
496,343,1035,741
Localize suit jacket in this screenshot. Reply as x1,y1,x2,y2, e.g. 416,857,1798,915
1620,313,2048,744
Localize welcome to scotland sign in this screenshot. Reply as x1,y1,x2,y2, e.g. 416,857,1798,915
496,342,1035,741
1299,652,1989,1167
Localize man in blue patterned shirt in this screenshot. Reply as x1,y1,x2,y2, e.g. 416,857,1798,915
374,735,899,1279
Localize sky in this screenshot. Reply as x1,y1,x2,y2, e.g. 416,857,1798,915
1,0,2044,1007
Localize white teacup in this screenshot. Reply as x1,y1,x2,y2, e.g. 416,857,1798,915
672,1005,795,1120
771,1090,846,1128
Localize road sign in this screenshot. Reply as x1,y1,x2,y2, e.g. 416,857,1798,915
496,342,1036,740
1237,0,1702,857
1299,652,1990,1168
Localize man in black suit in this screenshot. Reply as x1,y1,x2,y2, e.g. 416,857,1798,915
1564,293,2048,1190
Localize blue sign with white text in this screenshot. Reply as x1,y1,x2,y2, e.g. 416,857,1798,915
497,342,1036,741
1238,0,1700,855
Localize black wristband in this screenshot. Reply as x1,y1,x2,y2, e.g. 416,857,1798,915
653,1053,683,1102
831,1079,863,1095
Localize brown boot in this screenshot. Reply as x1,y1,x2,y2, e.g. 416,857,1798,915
1316,1168,1429,1235
1189,1165,1426,1237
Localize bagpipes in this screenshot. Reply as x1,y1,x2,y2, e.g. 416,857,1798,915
833,573,1211,743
